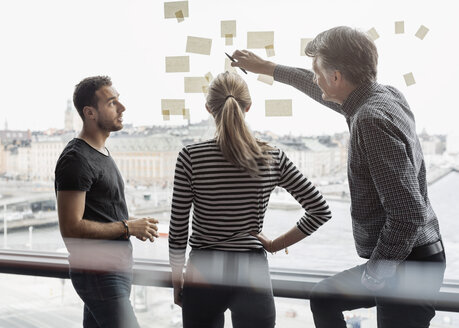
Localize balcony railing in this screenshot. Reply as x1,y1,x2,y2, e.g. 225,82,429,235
1,249,459,312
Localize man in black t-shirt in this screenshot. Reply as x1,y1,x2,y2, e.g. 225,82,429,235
55,76,159,328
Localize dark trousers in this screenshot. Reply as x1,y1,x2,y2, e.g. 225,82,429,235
70,270,140,328
309,250,446,328
182,248,276,328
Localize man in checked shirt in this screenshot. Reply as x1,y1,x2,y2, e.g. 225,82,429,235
231,26,446,328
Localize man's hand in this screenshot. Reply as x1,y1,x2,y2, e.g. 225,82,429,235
127,217,159,242
251,231,275,253
231,50,276,76
361,268,385,291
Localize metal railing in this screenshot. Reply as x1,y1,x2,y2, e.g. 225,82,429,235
1,249,459,312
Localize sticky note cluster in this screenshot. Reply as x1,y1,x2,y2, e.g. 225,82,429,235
164,1,189,22
161,99,189,120
221,20,236,46
247,31,275,57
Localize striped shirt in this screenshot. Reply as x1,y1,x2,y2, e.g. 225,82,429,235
274,64,442,278
168,139,332,269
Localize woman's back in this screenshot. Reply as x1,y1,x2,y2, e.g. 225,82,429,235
169,138,330,266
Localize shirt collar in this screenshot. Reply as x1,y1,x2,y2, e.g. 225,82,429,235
341,81,378,118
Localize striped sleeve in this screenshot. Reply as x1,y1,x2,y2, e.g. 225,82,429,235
277,150,332,235
168,147,194,269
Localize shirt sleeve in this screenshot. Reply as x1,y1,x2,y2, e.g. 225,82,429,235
277,150,332,235
358,116,427,278
55,151,94,191
168,147,194,270
273,64,343,114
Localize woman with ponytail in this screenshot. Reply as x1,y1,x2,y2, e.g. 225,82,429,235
168,72,332,328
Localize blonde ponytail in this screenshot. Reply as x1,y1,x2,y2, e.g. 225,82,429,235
206,72,272,177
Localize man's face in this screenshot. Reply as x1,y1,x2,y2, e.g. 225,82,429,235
312,57,339,103
94,85,125,132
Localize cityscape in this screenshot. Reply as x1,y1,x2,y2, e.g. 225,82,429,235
1,103,459,327
1,101,457,186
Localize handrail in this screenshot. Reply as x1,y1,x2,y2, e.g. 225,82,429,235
1,249,459,312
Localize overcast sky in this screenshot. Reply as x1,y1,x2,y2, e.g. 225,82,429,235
0,0,457,136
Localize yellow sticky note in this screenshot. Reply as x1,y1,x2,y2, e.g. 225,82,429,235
186,36,212,55
265,44,275,57
265,100,292,117
403,72,416,86
184,77,209,93
165,56,190,73
164,1,189,19
175,10,184,23
415,25,429,40
225,34,233,46
221,20,236,38
162,109,170,121
367,27,379,41
204,72,214,83
395,21,404,34
247,31,274,49
182,108,190,120
300,38,313,56
161,99,185,115
258,74,274,85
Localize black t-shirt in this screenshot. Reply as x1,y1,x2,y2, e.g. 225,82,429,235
55,138,132,271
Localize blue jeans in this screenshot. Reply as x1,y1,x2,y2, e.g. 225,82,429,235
182,248,276,328
70,270,140,328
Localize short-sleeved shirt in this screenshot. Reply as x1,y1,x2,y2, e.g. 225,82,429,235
55,138,132,272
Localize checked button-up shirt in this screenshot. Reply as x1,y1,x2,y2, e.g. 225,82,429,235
274,65,442,278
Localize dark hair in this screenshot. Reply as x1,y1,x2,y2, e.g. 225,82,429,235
73,76,112,120
305,26,378,86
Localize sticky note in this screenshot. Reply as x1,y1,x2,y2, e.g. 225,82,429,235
300,38,313,56
175,10,184,23
183,108,190,120
265,44,275,57
164,1,189,19
184,77,209,93
258,74,274,85
204,72,214,83
403,72,416,86
367,28,379,41
225,58,237,74
165,56,190,73
221,20,236,38
247,31,274,49
225,34,233,46
395,21,404,34
186,36,212,55
265,100,292,117
161,99,185,115
415,25,429,40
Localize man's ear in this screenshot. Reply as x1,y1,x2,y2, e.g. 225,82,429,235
83,106,96,120
334,70,343,84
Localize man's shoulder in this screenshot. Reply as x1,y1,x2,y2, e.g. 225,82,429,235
58,139,86,163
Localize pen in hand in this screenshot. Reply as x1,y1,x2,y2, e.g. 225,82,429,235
225,52,248,74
